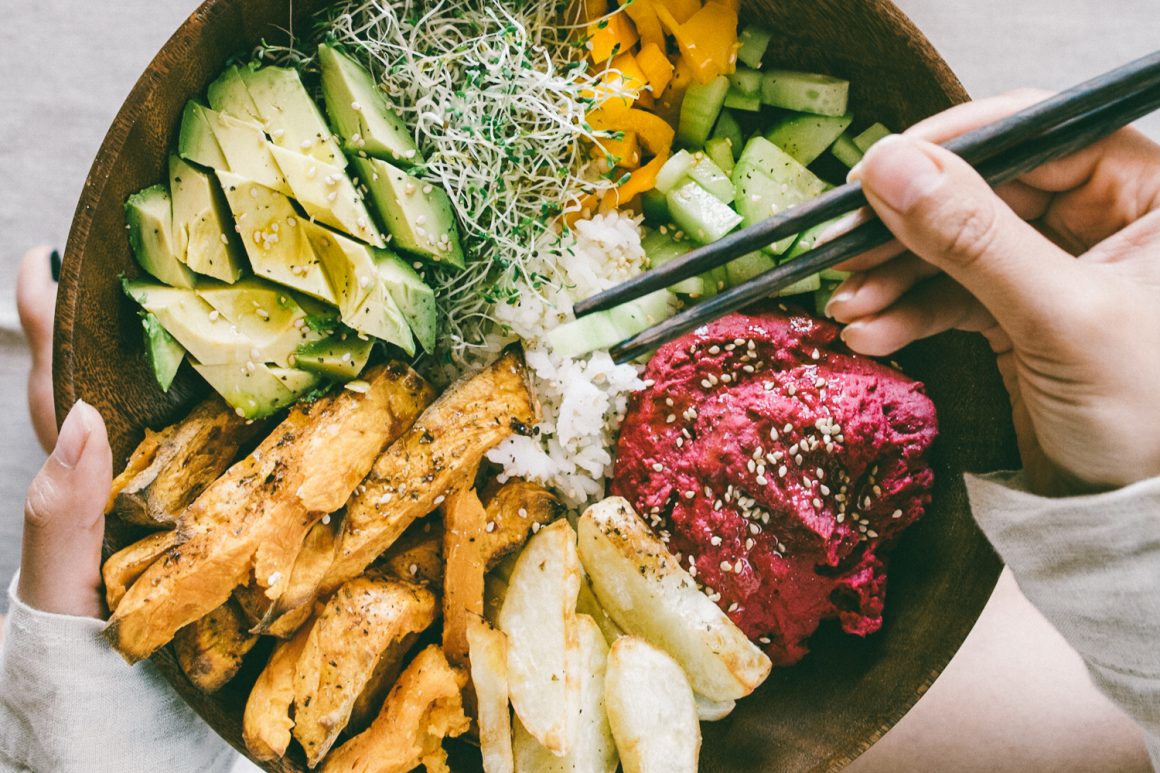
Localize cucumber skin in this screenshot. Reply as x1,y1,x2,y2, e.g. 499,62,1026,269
764,114,853,166
667,180,743,245
737,26,772,69
704,138,736,178
723,87,762,112
678,75,730,149
760,70,849,117
711,111,744,158
830,133,864,168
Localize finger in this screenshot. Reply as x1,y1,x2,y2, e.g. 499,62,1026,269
825,253,941,322
856,134,1083,343
18,246,60,452
839,276,997,357
18,401,112,618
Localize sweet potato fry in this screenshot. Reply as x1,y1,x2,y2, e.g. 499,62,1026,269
323,645,470,773
244,608,317,762
107,396,264,528
379,518,443,587
173,597,259,693
480,480,564,569
105,363,433,663
293,575,439,767
102,530,181,612
347,631,423,733
441,487,487,669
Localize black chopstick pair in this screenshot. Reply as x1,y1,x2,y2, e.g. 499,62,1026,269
570,49,1160,364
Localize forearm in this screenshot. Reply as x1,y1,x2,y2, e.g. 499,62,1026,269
0,575,237,773
967,472,1160,766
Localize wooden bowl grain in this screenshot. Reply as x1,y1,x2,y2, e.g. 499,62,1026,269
54,1,1019,770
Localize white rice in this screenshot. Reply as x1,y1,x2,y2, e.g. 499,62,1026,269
487,212,653,508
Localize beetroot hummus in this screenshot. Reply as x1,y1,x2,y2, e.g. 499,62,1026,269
611,309,938,666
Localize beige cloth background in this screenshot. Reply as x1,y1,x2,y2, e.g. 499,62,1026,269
0,2,1156,770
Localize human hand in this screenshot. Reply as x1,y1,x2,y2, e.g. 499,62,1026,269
17,246,60,453
825,91,1160,495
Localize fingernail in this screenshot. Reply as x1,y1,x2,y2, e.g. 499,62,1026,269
839,322,860,345
824,274,865,317
49,250,61,283
862,135,943,213
52,401,93,469
847,162,864,183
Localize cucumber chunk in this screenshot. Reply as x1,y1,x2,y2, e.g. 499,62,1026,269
764,114,853,166
737,26,773,69
688,156,735,204
547,290,677,359
710,111,744,158
678,75,730,149
656,150,697,194
728,67,763,96
723,87,762,112
667,180,743,244
830,132,864,168
853,122,893,152
776,273,822,296
732,137,828,254
641,189,671,224
785,216,843,260
724,251,776,286
704,137,736,178
643,229,703,296
760,70,849,117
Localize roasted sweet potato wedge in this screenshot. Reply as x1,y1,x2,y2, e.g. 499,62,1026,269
480,479,564,569
441,487,487,669
105,363,433,662
107,396,263,528
323,645,470,773
293,575,439,767
244,608,317,762
379,518,443,587
346,631,423,734
102,530,182,612
172,597,259,693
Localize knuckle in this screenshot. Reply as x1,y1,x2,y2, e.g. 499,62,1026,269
934,198,1002,268
23,474,59,530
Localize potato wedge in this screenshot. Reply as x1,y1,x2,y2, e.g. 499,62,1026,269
483,553,518,626
379,518,443,587
102,530,181,612
172,598,258,693
442,487,487,669
323,645,470,773
108,396,263,528
694,694,736,722
577,497,772,702
497,519,581,756
106,363,432,662
244,609,317,762
468,618,514,773
480,480,563,569
604,637,700,773
293,575,439,766
320,352,535,596
576,574,623,646
512,614,618,773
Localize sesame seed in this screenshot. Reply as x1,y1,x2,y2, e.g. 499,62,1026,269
795,454,803,465
778,465,788,478
666,414,676,424
652,463,664,472
813,498,822,509
867,530,879,539
685,490,696,499
756,475,768,486
710,536,722,546
485,521,497,533
811,348,821,360
734,558,744,573
892,509,903,519
532,522,541,534
720,561,732,572
434,495,446,506
518,507,528,519
321,514,331,525
784,423,794,434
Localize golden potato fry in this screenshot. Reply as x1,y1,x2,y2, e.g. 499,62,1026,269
173,598,258,693
378,518,442,587
108,396,264,528
575,574,624,646
244,609,317,762
269,352,535,631
106,363,433,663
497,519,582,756
604,636,700,773
442,487,487,669
293,575,439,767
102,530,180,612
323,645,470,773
479,480,563,570
468,618,513,773
512,614,617,773
578,497,771,702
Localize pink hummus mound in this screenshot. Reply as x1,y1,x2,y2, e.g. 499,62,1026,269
611,309,938,667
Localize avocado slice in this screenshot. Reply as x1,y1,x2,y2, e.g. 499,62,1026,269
207,64,264,129
295,330,375,379
318,43,422,167
178,102,228,170
216,171,336,303
169,155,246,283
304,224,424,354
353,157,464,269
192,360,321,419
267,144,385,247
376,253,437,353
140,312,186,392
124,281,254,365
240,65,346,168
124,185,196,288
203,107,293,196
197,277,329,366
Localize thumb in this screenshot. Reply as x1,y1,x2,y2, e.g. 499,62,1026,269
19,400,113,618
856,134,1081,341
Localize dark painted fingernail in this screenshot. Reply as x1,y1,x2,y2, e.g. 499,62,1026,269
50,250,62,283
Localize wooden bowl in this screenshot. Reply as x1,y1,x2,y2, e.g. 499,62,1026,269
54,1,1018,770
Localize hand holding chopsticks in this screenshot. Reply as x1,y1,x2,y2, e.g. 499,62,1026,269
571,50,1160,364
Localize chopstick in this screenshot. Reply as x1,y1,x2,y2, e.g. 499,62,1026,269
608,81,1160,363
573,48,1160,319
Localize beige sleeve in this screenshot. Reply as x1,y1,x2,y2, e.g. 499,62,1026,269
0,574,238,772
966,471,1160,768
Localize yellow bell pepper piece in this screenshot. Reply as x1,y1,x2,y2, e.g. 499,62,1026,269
659,0,701,24
588,11,639,63
623,0,665,50
588,107,675,156
601,150,670,210
566,190,602,227
669,1,739,83
636,42,674,96
593,130,642,170
586,51,649,114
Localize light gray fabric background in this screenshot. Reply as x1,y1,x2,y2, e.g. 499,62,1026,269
0,2,1156,770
